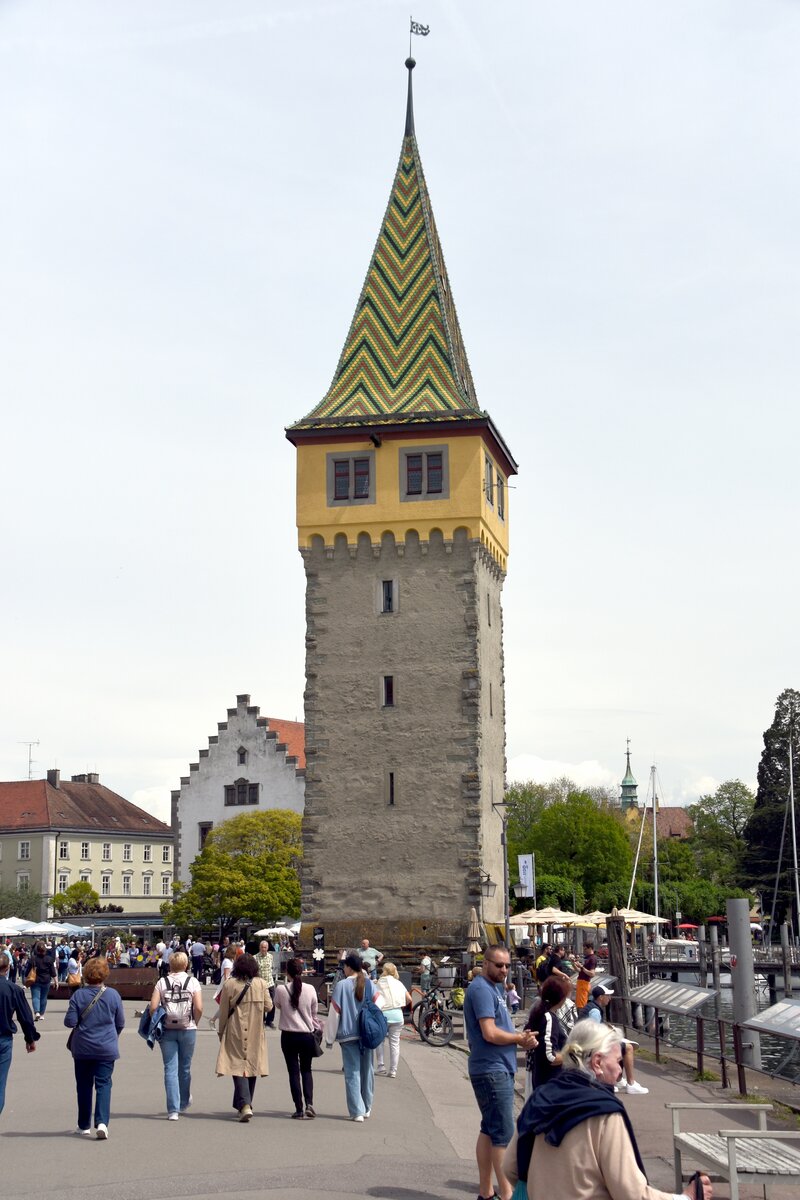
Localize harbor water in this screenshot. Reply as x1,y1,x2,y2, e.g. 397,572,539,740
641,971,800,1084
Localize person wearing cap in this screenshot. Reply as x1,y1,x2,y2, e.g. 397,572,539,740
579,985,649,1095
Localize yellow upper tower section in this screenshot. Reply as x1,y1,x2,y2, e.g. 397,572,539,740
286,59,517,569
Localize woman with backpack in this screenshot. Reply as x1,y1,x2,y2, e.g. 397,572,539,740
327,951,377,1122
148,950,203,1120
215,953,272,1122
274,957,320,1119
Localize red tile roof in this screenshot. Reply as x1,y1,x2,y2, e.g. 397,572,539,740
265,718,306,770
656,807,694,840
0,779,172,835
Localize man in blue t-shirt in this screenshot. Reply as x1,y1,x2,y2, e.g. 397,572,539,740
464,946,537,1200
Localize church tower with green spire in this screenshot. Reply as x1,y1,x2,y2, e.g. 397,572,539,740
286,60,517,952
620,740,639,812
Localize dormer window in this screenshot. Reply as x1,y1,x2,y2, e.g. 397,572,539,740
237,746,248,766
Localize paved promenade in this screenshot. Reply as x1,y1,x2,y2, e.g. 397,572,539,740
1,991,796,1200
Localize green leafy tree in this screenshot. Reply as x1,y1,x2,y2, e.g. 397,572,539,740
166,809,302,936
742,688,800,919
689,780,755,886
0,887,46,921
51,881,101,915
506,778,568,865
520,793,633,908
520,873,585,913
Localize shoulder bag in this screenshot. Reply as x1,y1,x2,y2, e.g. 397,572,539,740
66,985,105,1052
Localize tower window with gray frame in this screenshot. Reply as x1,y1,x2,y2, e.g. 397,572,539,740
485,455,494,505
326,451,375,506
400,446,449,501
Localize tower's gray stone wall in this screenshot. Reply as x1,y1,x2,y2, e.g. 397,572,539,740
300,527,507,953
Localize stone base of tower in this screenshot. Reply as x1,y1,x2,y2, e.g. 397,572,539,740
297,916,497,974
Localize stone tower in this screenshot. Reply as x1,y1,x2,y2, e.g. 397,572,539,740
285,60,518,955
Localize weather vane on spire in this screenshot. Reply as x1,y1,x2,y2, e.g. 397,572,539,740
409,15,430,57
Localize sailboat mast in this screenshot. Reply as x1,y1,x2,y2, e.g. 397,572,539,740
788,713,800,945
651,764,659,925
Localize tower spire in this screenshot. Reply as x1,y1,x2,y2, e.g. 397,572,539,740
620,739,638,811
404,56,416,137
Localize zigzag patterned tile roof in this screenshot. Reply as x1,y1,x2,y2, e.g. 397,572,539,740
290,63,481,430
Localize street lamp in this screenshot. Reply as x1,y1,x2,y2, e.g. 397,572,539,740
479,871,497,899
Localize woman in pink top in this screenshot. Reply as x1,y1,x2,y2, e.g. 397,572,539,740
274,957,320,1120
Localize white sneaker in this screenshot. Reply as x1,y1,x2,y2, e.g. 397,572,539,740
74,1127,92,1136
364,1109,371,1119
376,1066,387,1074
96,1123,109,1140
388,1071,396,1078
167,1112,179,1121
624,1081,649,1095
351,1115,364,1122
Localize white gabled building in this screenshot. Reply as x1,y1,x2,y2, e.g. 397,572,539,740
172,694,305,883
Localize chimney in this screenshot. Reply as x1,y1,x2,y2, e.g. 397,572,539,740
46,768,60,789
87,772,99,785
71,774,87,783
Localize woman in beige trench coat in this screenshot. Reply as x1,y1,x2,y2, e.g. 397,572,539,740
216,954,273,1121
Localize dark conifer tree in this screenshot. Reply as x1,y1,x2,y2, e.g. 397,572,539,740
742,688,800,924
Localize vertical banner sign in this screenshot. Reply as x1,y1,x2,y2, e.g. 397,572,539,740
312,926,325,975
517,855,534,897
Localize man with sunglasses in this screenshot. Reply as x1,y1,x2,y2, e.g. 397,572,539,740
464,946,538,1200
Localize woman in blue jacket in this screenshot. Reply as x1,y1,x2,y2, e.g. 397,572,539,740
64,955,125,1139
328,952,376,1122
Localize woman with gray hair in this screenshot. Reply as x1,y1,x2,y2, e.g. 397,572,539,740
503,1019,712,1200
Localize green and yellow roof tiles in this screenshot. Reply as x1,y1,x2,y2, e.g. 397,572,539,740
290,132,479,430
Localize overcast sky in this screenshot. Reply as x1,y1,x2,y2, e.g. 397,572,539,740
2,0,798,822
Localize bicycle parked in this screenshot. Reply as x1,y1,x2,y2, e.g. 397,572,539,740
410,984,457,1046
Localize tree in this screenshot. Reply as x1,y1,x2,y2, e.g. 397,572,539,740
520,873,585,913
165,809,302,936
517,792,633,907
689,780,755,886
51,881,101,916
0,887,46,921
506,778,568,865
742,688,800,920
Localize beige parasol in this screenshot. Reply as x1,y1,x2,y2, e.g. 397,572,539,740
467,906,483,955
509,905,583,926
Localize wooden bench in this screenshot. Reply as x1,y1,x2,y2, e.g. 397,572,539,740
668,1102,800,1200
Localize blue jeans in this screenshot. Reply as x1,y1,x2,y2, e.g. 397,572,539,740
74,1058,115,1129
470,1070,515,1145
340,1040,373,1118
158,1029,196,1113
0,1036,13,1115
30,983,50,1016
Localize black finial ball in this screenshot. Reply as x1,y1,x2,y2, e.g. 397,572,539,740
405,57,416,71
